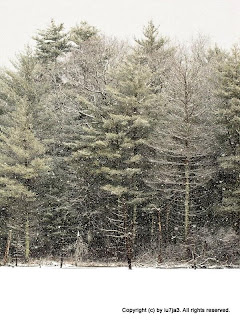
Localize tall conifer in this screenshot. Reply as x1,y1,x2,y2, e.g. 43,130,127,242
69,56,154,264
217,46,240,234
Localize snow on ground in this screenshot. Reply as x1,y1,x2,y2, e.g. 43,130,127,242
0,266,239,320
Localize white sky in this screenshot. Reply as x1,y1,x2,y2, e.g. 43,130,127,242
0,0,240,67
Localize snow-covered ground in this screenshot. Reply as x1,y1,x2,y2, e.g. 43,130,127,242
0,266,238,320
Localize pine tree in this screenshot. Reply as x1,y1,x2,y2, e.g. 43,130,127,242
0,99,49,261
45,31,129,260
217,46,240,234
135,21,174,258
69,56,154,266
70,21,99,45
135,20,166,55
0,51,51,261
135,20,173,95
0,48,50,133
34,19,70,63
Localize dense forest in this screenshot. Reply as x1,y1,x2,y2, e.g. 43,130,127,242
0,20,239,268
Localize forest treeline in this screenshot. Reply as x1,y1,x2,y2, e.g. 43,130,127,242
0,20,239,267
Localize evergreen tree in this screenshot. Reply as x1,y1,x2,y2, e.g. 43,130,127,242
44,30,129,260
0,99,49,261
69,56,154,265
0,49,50,135
135,21,174,259
217,46,240,234
34,20,70,63
70,21,99,45
0,50,52,261
135,20,166,54
135,20,173,94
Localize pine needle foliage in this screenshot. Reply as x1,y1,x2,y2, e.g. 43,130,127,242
34,19,70,63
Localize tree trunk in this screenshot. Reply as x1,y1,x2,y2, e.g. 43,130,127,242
74,231,81,266
157,210,163,263
25,214,30,262
132,204,137,245
4,229,12,265
150,212,155,249
123,201,132,270
184,159,190,240
60,254,64,268
165,205,170,243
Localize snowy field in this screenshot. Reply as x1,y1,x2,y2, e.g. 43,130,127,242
0,266,239,320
